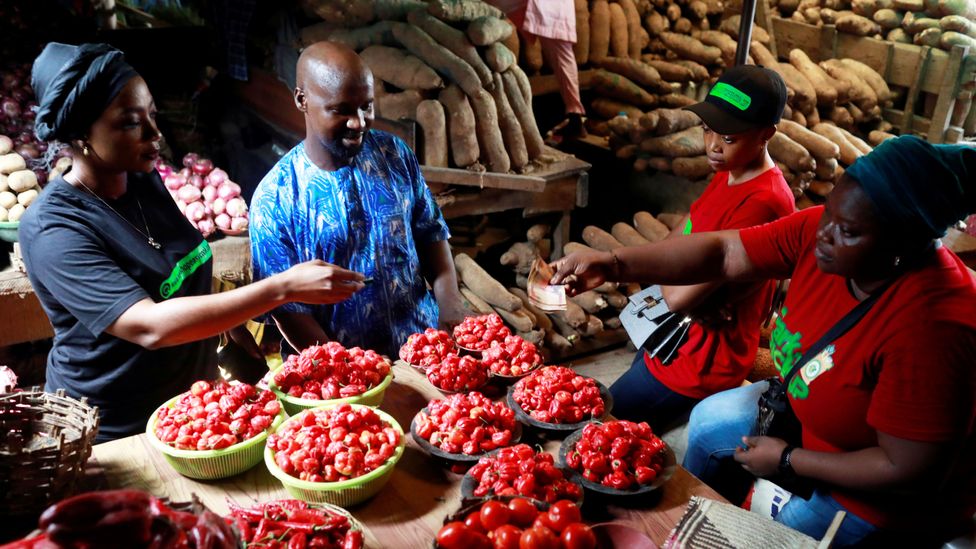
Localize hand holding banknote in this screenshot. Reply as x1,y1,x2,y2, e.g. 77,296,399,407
528,258,567,312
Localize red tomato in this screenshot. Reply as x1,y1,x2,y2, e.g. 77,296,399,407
479,500,511,531
437,522,491,549
492,524,522,549
546,500,582,533
465,510,487,533
518,526,559,549
560,523,597,549
507,498,539,528
532,514,556,532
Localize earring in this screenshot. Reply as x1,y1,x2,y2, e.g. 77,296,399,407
82,144,90,156
894,256,901,267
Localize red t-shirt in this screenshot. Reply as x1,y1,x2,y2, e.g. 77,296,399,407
741,206,976,531
646,168,795,399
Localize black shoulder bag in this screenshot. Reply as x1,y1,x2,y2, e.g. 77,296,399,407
755,281,891,498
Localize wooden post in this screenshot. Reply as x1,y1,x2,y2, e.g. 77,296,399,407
818,24,838,61
735,0,759,65
757,0,778,59
928,44,969,144
900,46,933,136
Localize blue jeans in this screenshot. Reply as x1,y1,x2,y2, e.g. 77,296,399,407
609,352,700,433
683,383,878,546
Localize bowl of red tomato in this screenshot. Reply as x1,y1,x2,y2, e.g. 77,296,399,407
268,342,394,415
411,392,522,464
452,314,512,354
558,420,676,497
460,443,584,505
482,335,544,382
506,366,613,434
435,497,597,549
147,379,286,479
264,402,406,506
425,354,491,394
399,328,458,371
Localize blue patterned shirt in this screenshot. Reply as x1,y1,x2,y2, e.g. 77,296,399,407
250,131,450,357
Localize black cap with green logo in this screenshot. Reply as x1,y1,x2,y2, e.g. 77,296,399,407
684,65,788,135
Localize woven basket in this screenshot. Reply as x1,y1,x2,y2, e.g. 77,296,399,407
0,387,99,518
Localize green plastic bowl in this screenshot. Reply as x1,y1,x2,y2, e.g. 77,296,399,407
268,367,394,416
0,221,19,243
146,394,286,480
264,404,406,506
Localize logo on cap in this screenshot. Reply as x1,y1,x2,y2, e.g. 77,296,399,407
709,82,751,111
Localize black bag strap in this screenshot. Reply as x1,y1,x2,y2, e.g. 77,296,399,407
781,280,893,387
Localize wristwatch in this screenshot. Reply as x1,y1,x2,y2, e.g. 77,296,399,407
778,445,797,477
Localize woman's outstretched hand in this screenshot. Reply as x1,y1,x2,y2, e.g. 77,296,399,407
549,250,615,297
283,260,365,304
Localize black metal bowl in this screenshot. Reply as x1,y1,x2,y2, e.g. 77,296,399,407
557,425,676,497
506,378,614,434
410,407,523,464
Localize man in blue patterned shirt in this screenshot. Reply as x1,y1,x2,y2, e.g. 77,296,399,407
250,42,470,357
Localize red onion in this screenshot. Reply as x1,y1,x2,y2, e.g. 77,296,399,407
188,174,204,189
212,197,226,215
16,131,33,144
204,168,227,187
176,200,187,214
230,216,249,231
215,213,231,229
2,74,20,90
33,168,46,186
2,99,21,120
177,184,201,203
225,197,247,217
192,158,213,176
185,201,206,222
216,182,241,201
164,174,184,191
15,143,38,159
202,185,216,203
36,142,47,152
10,88,28,103
197,218,216,237
182,152,199,168
178,167,191,180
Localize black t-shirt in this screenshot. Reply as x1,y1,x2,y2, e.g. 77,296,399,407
19,171,218,441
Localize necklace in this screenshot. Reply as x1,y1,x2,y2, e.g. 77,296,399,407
71,174,162,250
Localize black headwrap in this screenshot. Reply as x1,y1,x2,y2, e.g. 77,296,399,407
845,135,976,239
31,42,139,142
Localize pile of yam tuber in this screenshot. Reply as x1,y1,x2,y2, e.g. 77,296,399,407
300,0,556,175
771,0,976,50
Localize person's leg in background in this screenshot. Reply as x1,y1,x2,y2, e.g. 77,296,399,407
683,381,767,503
537,35,585,137
610,351,700,434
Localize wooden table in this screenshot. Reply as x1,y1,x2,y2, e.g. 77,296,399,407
92,361,725,547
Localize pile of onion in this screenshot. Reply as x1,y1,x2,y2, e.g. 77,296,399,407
156,154,249,238
0,64,57,185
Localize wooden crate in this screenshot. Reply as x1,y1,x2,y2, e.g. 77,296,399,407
769,17,976,144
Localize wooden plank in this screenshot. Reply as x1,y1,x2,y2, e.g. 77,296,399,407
422,166,546,192
770,17,825,61
883,108,931,135
818,24,838,59
440,178,579,219
757,0,779,59
900,46,933,135
928,45,970,144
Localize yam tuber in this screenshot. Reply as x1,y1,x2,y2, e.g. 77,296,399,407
377,89,423,121
510,287,554,332
838,59,892,104
415,100,449,168
564,241,597,255
466,16,513,46
777,62,818,114
820,59,879,111
494,306,536,333
591,70,659,108
360,45,443,90
501,70,545,160
612,222,652,246
439,84,481,168
455,253,522,311
460,286,495,315
778,119,841,159
634,211,671,241
672,155,713,179
591,57,670,92
490,73,529,171
591,98,644,120
639,125,705,157
789,49,838,107
769,132,817,173
643,58,694,82
659,32,722,65
609,3,631,58
427,0,503,22
839,127,873,155
485,42,516,73
574,0,591,64
582,225,625,251
572,291,609,314
619,0,644,58
555,298,588,328
590,0,612,61
407,10,493,89
658,213,686,230
813,123,863,165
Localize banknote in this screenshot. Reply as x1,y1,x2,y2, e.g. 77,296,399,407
528,258,567,312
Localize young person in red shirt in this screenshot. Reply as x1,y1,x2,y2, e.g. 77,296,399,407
609,65,795,432
550,136,976,545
